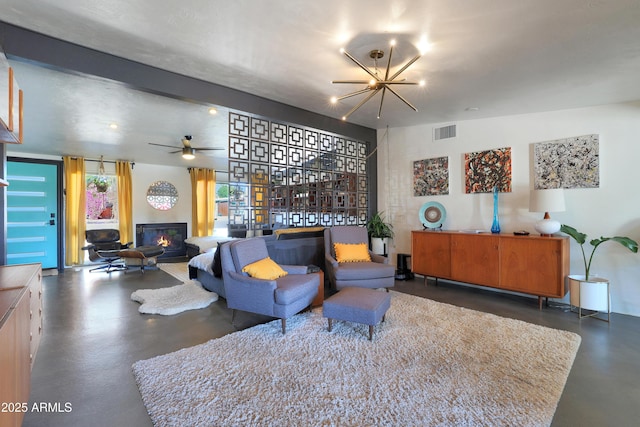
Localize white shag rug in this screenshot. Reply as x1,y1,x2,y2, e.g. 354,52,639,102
131,280,218,315
157,262,190,283
132,291,581,426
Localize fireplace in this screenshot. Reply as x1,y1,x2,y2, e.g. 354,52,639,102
136,222,187,258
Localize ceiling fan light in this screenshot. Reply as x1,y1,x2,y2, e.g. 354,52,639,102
182,147,196,159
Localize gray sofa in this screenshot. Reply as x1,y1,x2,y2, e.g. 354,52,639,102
188,229,325,298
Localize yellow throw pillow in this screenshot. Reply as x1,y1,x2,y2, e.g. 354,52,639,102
334,243,371,263
242,257,288,280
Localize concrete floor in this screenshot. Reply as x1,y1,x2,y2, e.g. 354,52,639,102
21,267,640,427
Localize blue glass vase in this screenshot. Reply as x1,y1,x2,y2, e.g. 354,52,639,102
491,186,501,234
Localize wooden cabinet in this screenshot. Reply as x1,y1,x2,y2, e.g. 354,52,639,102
27,270,43,368
411,231,451,278
499,236,569,297
412,231,569,307
0,264,42,426
451,234,500,287
0,50,24,144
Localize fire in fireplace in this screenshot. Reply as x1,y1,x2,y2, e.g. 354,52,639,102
136,222,187,258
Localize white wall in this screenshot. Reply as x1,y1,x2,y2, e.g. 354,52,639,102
132,163,192,239
378,101,640,316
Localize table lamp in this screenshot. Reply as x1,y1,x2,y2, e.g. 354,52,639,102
529,188,566,236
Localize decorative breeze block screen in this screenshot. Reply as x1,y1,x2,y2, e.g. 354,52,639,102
229,112,369,230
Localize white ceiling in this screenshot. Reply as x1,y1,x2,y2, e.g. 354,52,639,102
2,0,640,170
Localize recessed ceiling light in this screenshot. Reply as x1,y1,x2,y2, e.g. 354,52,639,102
208,107,218,115
109,123,118,129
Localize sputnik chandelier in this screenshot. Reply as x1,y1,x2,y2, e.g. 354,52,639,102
331,39,425,121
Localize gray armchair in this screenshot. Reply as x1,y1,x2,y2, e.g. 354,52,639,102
220,237,319,334
324,226,395,291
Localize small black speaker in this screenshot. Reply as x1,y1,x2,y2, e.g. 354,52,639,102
395,253,414,280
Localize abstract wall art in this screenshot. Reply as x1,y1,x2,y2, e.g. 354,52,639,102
464,147,512,193
533,134,599,189
413,156,449,196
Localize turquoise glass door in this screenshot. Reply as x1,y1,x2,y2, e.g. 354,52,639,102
6,161,59,268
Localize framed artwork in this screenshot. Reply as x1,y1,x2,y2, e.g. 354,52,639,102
464,147,512,193
533,134,599,189
413,156,449,196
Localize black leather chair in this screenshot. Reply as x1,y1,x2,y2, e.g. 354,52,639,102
82,229,133,272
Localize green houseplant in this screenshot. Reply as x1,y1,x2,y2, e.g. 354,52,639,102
560,224,638,281
366,212,394,255
366,211,394,239
561,224,638,319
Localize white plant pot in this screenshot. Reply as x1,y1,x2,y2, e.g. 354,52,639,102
370,237,387,255
568,274,610,317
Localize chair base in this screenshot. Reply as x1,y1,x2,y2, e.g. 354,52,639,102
89,261,126,273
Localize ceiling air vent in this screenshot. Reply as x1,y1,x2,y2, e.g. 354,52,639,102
433,124,456,141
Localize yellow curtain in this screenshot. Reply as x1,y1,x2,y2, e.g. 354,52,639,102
189,168,216,236
63,156,86,266
116,161,133,244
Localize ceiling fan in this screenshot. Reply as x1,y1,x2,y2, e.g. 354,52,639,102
148,135,224,159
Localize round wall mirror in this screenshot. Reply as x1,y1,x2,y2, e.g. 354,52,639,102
146,181,178,210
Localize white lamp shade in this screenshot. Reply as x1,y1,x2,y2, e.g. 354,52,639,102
529,188,566,213
530,188,565,235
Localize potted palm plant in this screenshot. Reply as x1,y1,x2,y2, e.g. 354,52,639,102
560,224,638,320
366,212,394,255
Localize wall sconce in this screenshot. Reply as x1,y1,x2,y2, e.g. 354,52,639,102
529,188,566,236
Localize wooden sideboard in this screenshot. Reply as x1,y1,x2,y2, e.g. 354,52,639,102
0,263,42,427
411,231,569,308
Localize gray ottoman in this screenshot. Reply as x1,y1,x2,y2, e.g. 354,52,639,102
323,287,391,340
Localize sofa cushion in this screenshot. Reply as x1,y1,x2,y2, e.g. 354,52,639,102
242,257,288,280
334,243,371,263
275,226,325,240
212,241,233,278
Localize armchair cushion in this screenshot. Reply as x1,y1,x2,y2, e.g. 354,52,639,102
334,243,371,263
333,262,395,281
274,274,318,305
242,257,288,280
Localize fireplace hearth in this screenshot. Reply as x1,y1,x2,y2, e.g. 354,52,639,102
136,222,187,258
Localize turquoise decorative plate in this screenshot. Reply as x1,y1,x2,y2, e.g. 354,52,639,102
419,201,446,229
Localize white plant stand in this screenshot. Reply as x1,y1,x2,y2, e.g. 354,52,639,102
568,275,610,322
370,237,388,256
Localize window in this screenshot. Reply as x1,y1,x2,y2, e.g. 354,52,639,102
214,182,229,237
86,174,118,225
